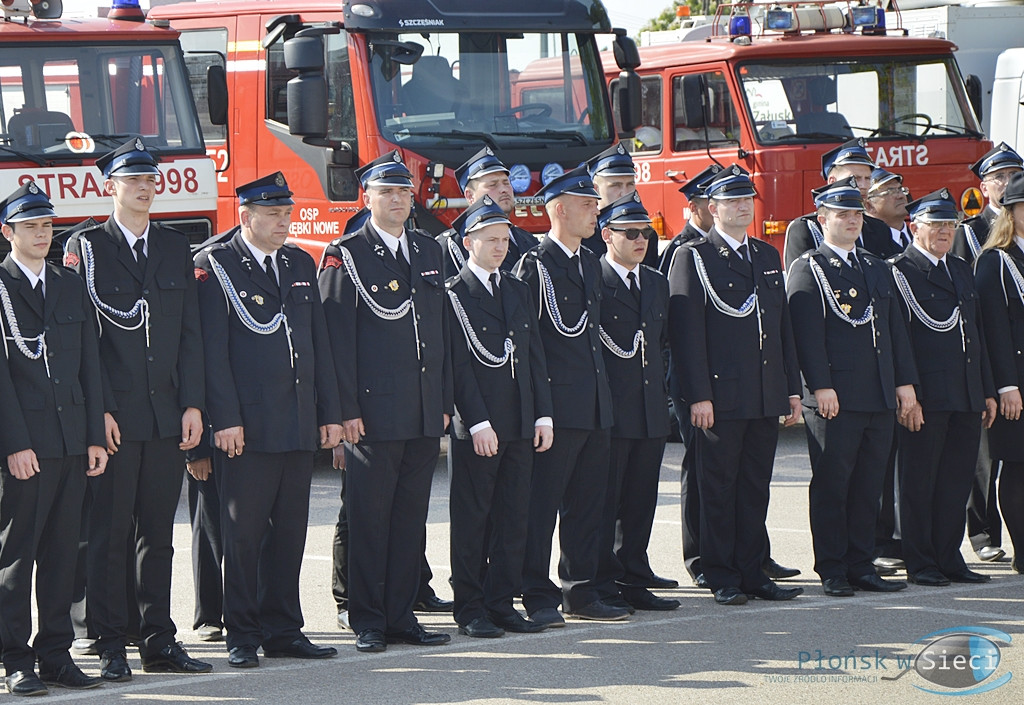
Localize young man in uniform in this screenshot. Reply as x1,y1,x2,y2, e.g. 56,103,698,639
0,183,106,696
64,139,209,680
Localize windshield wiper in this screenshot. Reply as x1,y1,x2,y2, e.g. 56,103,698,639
772,131,855,142
0,144,48,166
930,123,984,138
403,130,500,152
498,129,589,146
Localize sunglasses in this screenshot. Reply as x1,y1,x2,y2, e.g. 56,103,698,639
609,226,655,241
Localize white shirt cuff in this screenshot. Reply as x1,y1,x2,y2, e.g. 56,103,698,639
535,417,553,428
469,420,492,435
998,386,1019,395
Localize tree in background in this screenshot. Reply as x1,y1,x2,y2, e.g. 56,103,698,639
640,1,720,32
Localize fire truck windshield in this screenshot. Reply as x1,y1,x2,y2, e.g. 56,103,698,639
367,30,614,165
738,56,982,145
0,41,203,161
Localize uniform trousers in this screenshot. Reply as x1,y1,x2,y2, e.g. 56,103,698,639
898,411,980,575
874,429,902,558
967,432,1003,552
187,463,223,630
87,435,184,657
0,456,85,673
805,409,893,580
522,427,611,614
346,437,439,635
450,436,532,625
695,417,775,592
672,398,702,579
595,436,667,597
220,450,313,651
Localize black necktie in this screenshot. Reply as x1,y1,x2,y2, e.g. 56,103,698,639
569,253,584,288
848,253,860,271
937,260,952,284
489,272,502,306
737,243,749,262
901,228,911,248
395,244,411,279
133,239,147,274
627,270,641,304
264,254,278,289
32,280,44,310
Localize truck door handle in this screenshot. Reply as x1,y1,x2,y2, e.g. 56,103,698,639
665,170,686,182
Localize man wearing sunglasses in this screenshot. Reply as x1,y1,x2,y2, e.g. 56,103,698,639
592,193,678,613
865,168,911,257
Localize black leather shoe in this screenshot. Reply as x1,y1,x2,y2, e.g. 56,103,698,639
567,600,629,621
625,573,679,589
694,573,709,589
39,663,102,690
458,617,504,638
387,624,451,646
488,612,547,633
622,587,681,611
99,650,131,682
355,629,386,653
946,568,991,584
602,596,636,614
713,587,748,605
765,559,801,580
747,583,803,601
141,642,213,673
528,607,565,628
4,670,47,696
263,637,337,659
908,568,951,586
227,646,259,668
976,546,1005,562
414,595,454,613
873,556,906,570
822,577,855,597
849,573,907,592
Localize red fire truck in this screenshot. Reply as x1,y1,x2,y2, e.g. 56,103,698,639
592,1,989,251
149,0,641,259
0,0,217,250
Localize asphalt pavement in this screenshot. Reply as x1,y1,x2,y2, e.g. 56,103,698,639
46,424,1024,704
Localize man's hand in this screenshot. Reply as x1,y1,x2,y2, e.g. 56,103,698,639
104,412,121,455
899,404,925,432
895,384,918,426
86,446,107,477
983,397,998,429
7,449,39,480
814,389,839,420
320,424,343,449
784,396,802,427
1000,389,1022,421
214,426,245,458
186,457,212,481
342,418,365,445
534,425,554,453
332,445,346,470
180,407,203,451
472,427,499,457
690,400,714,430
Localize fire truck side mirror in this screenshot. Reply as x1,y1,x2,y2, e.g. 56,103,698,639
617,70,642,134
965,74,984,124
612,31,640,71
207,65,228,126
284,34,329,138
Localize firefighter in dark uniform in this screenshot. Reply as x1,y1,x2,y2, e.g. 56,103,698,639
445,196,553,638
193,172,342,668
513,167,622,625
318,151,453,653
0,183,106,696
592,192,679,612
437,147,538,278
658,164,722,277
783,138,895,269
974,171,1024,574
890,189,997,586
63,139,209,680
786,178,918,596
667,164,804,606
582,144,659,269
955,142,1024,565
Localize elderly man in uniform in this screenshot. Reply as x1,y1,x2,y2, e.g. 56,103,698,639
592,192,679,612
890,189,997,586
437,147,538,278
446,196,553,637
783,138,895,269
193,172,342,668
513,167,623,625
668,164,804,606
64,139,209,680
954,142,1024,565
0,183,107,696
319,151,453,653
787,178,919,596
582,144,659,269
